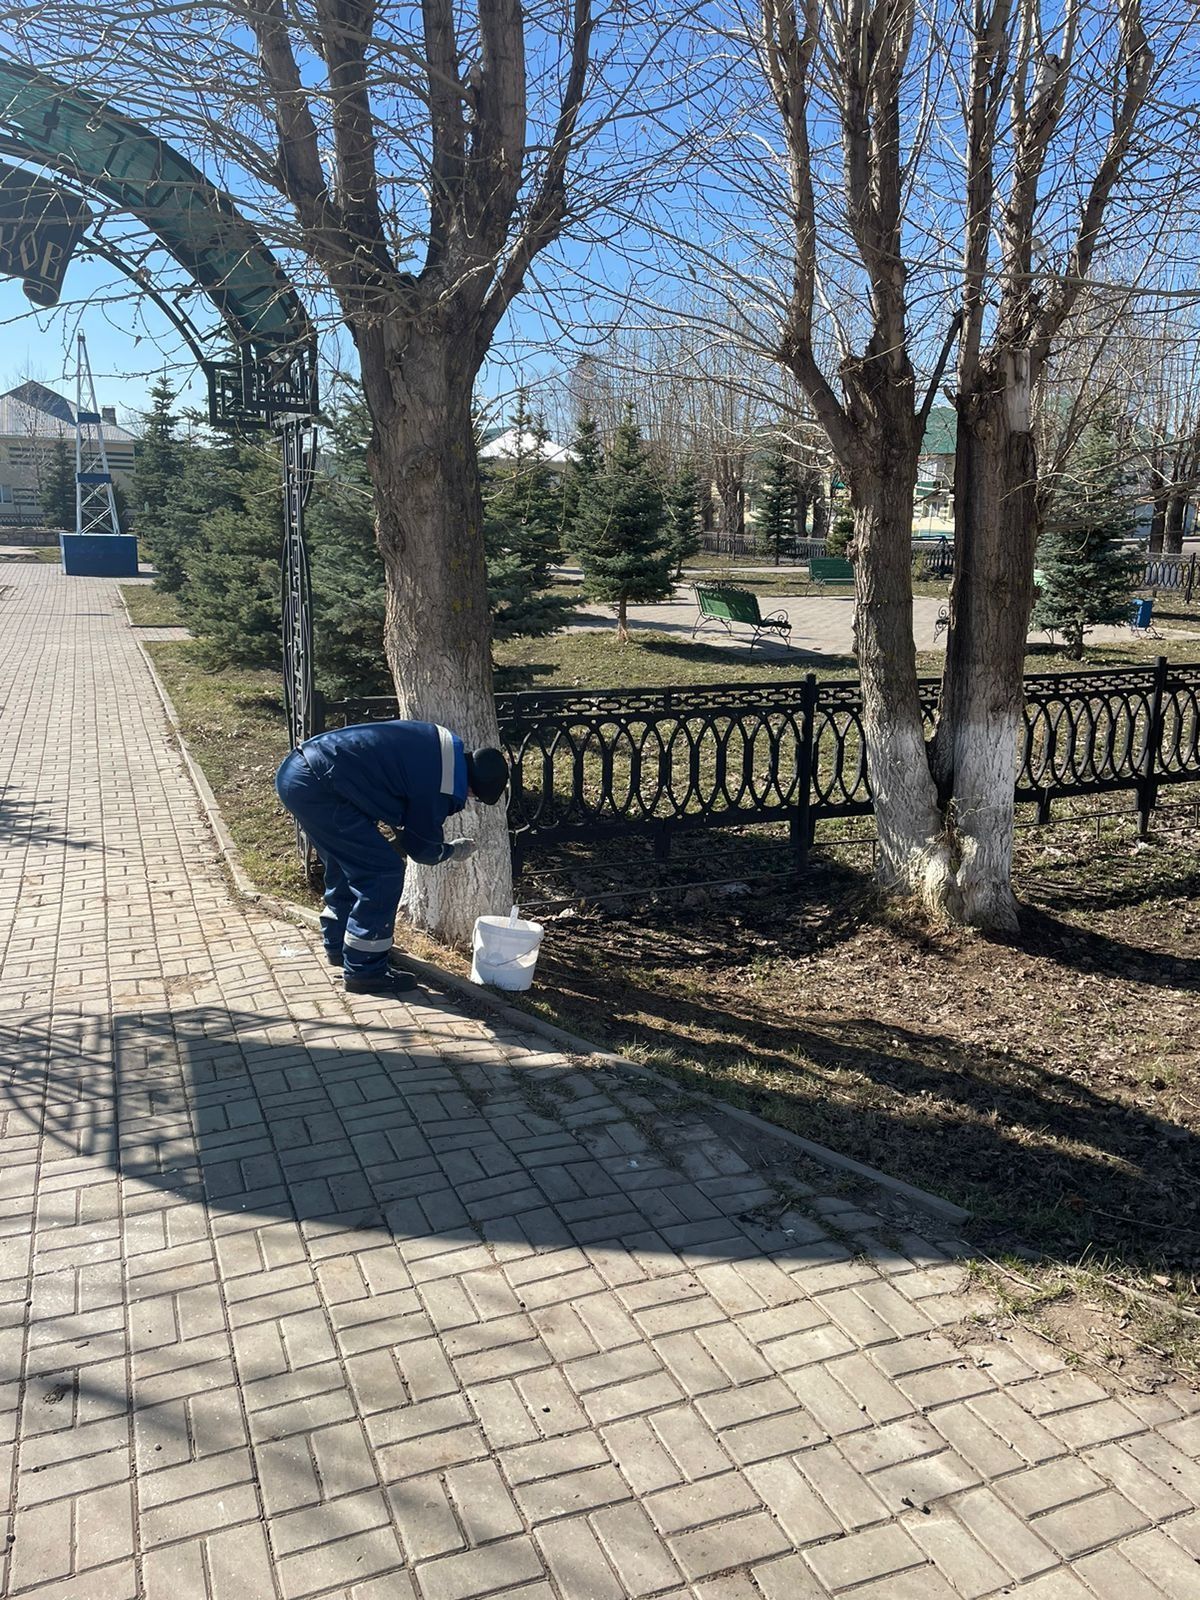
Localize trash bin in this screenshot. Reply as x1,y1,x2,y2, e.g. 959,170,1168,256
1130,598,1153,632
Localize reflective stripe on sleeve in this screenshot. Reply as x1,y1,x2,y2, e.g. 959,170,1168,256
343,930,395,952
436,724,456,795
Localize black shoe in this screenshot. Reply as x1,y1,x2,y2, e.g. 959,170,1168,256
325,948,344,968
344,969,418,997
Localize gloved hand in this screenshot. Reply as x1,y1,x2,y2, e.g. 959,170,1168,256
449,838,477,861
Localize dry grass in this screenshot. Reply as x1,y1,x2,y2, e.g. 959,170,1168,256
121,584,186,627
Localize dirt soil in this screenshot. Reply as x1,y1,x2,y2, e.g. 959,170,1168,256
517,809,1200,1384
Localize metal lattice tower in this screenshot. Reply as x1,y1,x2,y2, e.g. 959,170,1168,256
73,331,120,536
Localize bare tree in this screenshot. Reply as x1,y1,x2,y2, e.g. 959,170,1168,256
932,0,1162,927
1015,266,1200,573
556,316,779,534
1131,308,1200,554
718,0,1190,927
10,0,670,941
757,0,961,904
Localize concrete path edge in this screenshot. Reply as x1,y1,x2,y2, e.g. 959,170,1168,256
137,636,971,1228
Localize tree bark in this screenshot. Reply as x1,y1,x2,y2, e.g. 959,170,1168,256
810,481,828,542
715,455,745,540
699,479,715,532
616,593,629,643
1165,490,1189,555
794,473,811,547
851,453,956,910
1149,490,1167,554
364,325,513,947
934,371,1039,932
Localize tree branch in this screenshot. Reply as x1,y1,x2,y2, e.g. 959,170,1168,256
314,0,395,289
1036,0,1153,353
918,312,962,432
469,0,528,259
762,0,852,459
999,0,1079,342
474,0,592,361
959,0,1015,390
237,0,334,243
421,0,468,272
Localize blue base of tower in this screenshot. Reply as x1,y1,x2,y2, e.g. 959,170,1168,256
60,534,140,577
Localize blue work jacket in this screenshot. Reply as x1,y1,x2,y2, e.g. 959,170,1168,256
299,720,468,865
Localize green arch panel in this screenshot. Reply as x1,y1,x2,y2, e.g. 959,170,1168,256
0,55,310,360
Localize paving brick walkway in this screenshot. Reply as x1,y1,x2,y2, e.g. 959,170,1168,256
2,560,1198,1600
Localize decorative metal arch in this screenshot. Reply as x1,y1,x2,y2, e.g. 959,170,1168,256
0,56,319,753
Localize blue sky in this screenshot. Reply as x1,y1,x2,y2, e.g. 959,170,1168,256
0,245,571,430
0,258,202,421
2,2,1195,433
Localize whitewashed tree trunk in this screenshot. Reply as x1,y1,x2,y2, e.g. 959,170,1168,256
935,365,1040,932
365,327,513,947
851,464,958,912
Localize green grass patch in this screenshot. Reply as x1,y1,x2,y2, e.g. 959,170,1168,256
146,641,313,903
147,622,1198,904
121,584,186,627
0,544,60,564
495,625,1198,693
496,628,859,688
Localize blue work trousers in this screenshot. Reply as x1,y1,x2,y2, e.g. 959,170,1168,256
275,749,405,979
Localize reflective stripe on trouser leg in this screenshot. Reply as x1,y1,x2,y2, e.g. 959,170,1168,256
341,880,402,977
344,930,394,952
320,858,353,955
274,751,405,979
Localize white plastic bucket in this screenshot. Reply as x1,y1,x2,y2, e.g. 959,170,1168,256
471,907,544,991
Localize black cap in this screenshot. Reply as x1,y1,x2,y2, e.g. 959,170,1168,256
466,747,509,805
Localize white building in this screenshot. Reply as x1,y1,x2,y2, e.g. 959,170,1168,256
478,427,574,466
0,381,137,525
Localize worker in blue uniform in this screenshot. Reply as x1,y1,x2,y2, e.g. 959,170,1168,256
275,721,510,999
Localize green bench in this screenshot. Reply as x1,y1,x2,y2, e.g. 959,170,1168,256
692,584,792,650
809,556,854,586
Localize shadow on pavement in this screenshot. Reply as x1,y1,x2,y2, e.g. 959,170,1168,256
0,786,90,851
5,976,1196,1280
4,1004,877,1278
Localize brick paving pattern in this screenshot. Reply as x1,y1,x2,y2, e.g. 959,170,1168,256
1,559,1198,1599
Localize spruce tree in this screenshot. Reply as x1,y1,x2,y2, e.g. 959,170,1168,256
756,441,798,564
40,438,75,529
483,391,565,586
481,401,574,646
1032,420,1140,659
145,424,241,594
181,440,284,667
575,405,671,643
111,480,132,535
305,389,575,691
133,377,181,543
307,395,393,697
561,412,603,547
664,458,703,578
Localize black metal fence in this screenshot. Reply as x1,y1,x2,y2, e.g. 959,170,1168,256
317,658,1200,862
697,533,955,577
1143,553,1198,600
699,533,828,561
